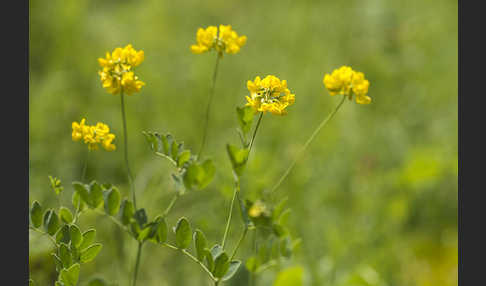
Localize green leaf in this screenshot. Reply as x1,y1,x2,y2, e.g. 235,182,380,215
119,199,135,225
237,192,253,229
79,229,96,250
204,249,214,272
272,197,288,221
183,159,215,190
88,181,104,208
213,252,230,278
29,278,34,286
142,131,160,153
171,141,179,160
80,243,102,263
59,207,74,224
59,263,80,286
72,190,86,212
210,244,223,259
43,209,60,236
51,253,63,272
245,256,259,273
273,266,304,286
30,201,42,228
56,224,71,244
59,243,72,268
226,144,249,176
134,208,148,227
177,150,191,167
194,229,207,261
72,182,89,204
55,282,64,286
174,217,191,249
156,217,168,243
236,105,255,135
49,175,64,195
70,225,83,248
278,209,291,227
103,188,121,216
137,225,153,242
222,260,242,281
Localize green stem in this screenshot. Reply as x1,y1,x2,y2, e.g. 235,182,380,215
162,243,216,281
198,53,222,158
221,181,238,249
29,227,58,247
163,193,180,217
120,89,137,209
230,227,248,260
132,242,143,286
81,150,89,182
269,95,346,194
248,112,263,153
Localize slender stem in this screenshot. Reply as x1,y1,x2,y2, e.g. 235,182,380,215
163,193,180,217
162,243,216,281
132,242,143,286
269,95,346,194
198,53,222,158
221,181,238,249
250,229,257,286
81,150,89,182
29,227,58,247
248,112,263,153
230,227,248,260
120,89,137,209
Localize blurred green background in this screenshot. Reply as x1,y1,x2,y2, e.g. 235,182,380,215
29,0,458,285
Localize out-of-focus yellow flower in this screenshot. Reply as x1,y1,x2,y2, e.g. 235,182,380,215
98,44,145,95
190,25,247,55
248,200,270,218
245,75,295,115
323,66,371,104
72,118,116,151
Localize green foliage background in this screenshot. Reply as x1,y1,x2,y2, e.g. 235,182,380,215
29,0,458,285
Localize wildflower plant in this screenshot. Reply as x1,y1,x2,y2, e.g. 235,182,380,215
30,23,372,286
191,25,247,158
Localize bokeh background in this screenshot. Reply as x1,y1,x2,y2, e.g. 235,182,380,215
29,0,458,285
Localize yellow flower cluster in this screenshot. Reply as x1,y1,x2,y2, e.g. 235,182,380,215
323,66,371,104
190,25,247,55
245,75,295,115
248,200,270,218
72,118,116,151
98,44,145,95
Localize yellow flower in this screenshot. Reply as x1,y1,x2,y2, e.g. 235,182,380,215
248,200,270,218
71,118,116,152
190,25,247,55
245,75,295,115
98,44,145,95
323,66,371,104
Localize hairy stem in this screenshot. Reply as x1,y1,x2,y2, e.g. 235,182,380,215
269,95,346,194
198,53,222,158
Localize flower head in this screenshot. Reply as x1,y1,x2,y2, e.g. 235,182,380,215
323,66,371,104
190,25,247,55
98,44,145,95
72,118,116,151
248,200,270,218
245,75,295,115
